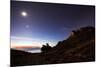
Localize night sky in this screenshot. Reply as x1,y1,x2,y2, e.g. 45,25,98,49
11,1,95,49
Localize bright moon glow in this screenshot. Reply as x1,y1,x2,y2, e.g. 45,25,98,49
21,11,27,17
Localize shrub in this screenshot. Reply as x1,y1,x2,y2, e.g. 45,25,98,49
41,43,52,53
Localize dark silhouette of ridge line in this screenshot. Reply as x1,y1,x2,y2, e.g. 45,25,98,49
11,26,95,66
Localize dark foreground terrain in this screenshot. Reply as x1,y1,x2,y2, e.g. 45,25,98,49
11,26,95,66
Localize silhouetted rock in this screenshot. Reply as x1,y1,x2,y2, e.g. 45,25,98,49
11,26,95,66
41,43,52,53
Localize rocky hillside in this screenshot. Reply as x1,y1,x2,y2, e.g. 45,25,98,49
11,26,95,66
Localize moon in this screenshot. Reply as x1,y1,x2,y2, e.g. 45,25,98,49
21,11,27,17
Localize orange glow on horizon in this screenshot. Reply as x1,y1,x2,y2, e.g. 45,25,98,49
13,45,41,48
11,42,42,48
11,41,55,48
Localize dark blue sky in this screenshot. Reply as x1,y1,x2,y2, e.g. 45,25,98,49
11,1,95,48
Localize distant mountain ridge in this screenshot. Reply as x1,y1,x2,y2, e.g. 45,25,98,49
11,26,95,66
